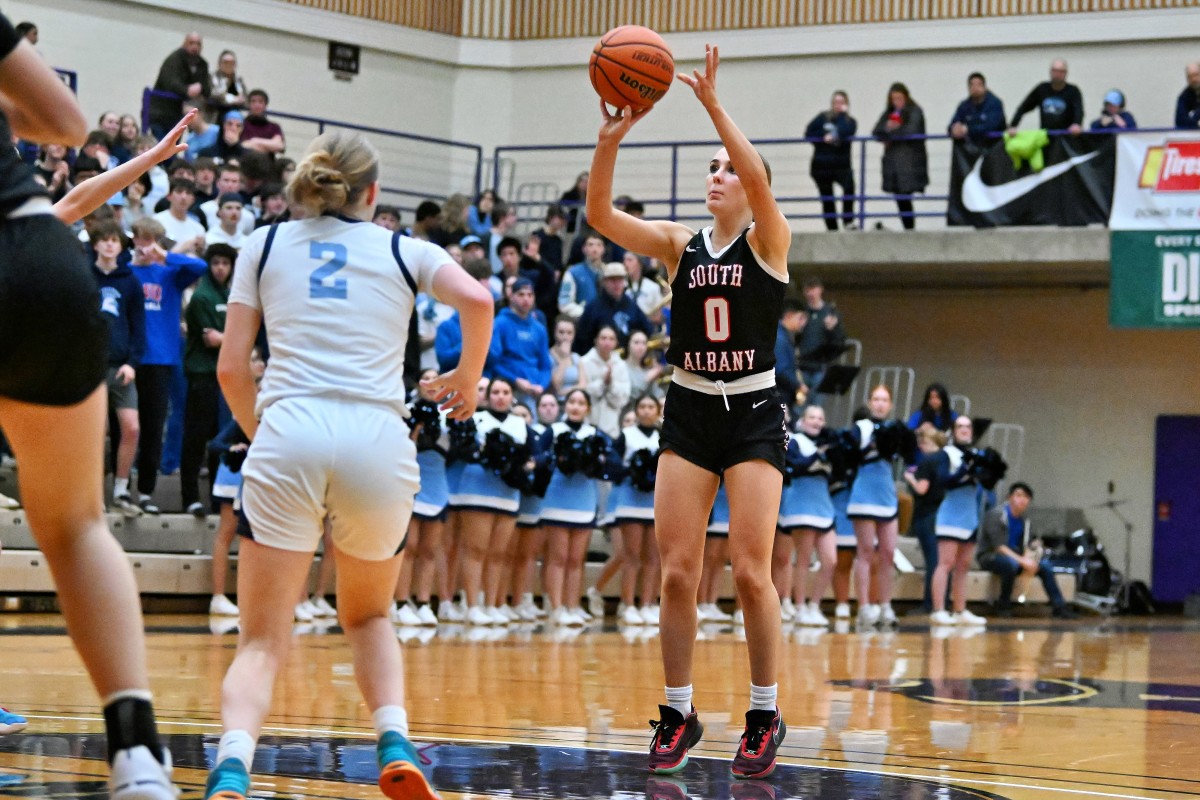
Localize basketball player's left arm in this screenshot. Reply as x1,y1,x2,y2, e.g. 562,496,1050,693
53,111,192,225
217,303,262,441
678,44,790,275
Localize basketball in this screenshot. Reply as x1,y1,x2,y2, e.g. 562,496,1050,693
589,25,674,112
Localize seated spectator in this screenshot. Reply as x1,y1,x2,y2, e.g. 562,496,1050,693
1175,63,1200,130
274,156,295,185
196,110,246,162
489,278,552,409
623,251,663,327
796,276,846,401
149,32,211,139
549,316,588,399
1090,90,1136,131
978,483,1077,618
204,193,246,248
433,193,470,247
489,235,523,298
558,231,605,321
97,111,129,162
191,156,217,203
529,202,567,276
468,188,495,237
82,129,118,171
34,143,72,202
71,154,104,188
372,204,401,231
776,299,805,410
806,90,858,231
624,330,664,398
90,220,145,517
255,182,287,228
180,242,236,517
516,235,557,329
582,324,630,437
607,198,644,264
409,199,441,241
872,82,928,231
135,134,170,209
908,383,957,432
184,99,218,160
1010,59,1083,134
949,72,1005,147
237,150,272,203
435,257,493,372
210,49,248,119
560,170,588,234
199,164,254,236
152,162,208,225
487,199,519,273
574,260,651,355
123,174,152,226
240,89,284,154
460,235,488,279
152,178,205,253
113,114,141,164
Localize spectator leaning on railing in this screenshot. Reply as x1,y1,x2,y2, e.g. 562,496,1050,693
149,32,211,139
1010,58,1082,135
1090,90,1136,132
240,89,284,155
210,49,248,120
1174,63,1200,130
948,72,1005,147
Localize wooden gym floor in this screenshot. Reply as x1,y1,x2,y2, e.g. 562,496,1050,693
0,613,1198,799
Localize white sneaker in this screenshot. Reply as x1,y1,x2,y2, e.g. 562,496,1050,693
641,604,660,625
109,745,177,800
466,606,492,626
395,603,422,627
415,604,438,626
781,598,798,622
515,601,540,622
521,593,547,618
438,600,464,622
563,608,586,627
621,604,644,625
930,610,957,626
707,603,733,622
585,587,605,619
732,609,744,626
801,602,829,627
879,604,898,627
294,601,316,622
309,596,336,617
835,602,851,619
696,604,712,622
0,492,20,510
487,606,509,625
208,595,239,616
185,501,206,518
113,493,142,518
857,603,881,627
956,609,988,626
576,604,595,622
499,604,520,622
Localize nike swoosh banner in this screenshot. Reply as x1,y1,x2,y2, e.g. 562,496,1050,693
947,135,1115,227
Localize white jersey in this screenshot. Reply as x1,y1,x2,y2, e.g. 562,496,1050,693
229,215,451,416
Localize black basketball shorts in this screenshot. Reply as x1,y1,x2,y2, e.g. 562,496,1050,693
0,214,108,406
660,382,788,476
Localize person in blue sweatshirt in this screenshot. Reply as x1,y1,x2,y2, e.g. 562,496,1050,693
949,72,1006,147
435,255,493,373
90,220,146,517
489,277,552,410
128,216,207,514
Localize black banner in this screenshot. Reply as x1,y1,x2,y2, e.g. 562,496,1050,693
947,135,1115,227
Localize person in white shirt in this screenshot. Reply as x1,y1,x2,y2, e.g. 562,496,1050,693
151,178,204,253
199,163,256,237
206,129,493,800
204,192,246,248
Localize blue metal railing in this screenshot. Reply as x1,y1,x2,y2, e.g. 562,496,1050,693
141,88,484,216
54,68,77,93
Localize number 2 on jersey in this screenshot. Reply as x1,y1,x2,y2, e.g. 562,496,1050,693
704,297,730,342
309,242,348,299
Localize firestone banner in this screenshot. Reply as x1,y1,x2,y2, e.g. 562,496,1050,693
1109,132,1200,328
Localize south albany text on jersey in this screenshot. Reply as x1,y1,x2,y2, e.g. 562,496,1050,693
679,349,759,373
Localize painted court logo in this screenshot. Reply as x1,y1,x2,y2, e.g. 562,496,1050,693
1138,141,1200,192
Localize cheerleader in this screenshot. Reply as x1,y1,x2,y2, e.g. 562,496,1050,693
780,406,837,627
540,388,613,626
392,370,452,627
611,394,663,625
438,381,488,622
847,385,908,628
929,417,988,627
697,482,733,623
510,393,557,621
453,377,534,625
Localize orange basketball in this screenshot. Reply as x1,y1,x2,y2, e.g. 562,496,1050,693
589,25,674,112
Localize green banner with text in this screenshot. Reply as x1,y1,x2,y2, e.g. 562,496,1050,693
1110,231,1200,328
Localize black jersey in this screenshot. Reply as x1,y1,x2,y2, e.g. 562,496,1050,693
0,15,46,217
666,226,787,383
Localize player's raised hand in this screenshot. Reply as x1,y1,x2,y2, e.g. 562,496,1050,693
148,109,195,165
597,100,649,144
677,44,720,109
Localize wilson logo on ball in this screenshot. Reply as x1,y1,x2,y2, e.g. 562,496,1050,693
619,71,666,101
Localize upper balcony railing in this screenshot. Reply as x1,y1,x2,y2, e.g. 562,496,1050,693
282,0,1194,39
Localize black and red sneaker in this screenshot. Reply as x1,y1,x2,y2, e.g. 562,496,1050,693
731,708,786,779
648,704,704,774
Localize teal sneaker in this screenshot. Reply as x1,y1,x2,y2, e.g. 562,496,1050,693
377,731,440,800
204,757,250,800
0,708,26,734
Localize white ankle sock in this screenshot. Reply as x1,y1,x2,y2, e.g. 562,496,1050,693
113,478,129,497
664,685,693,716
372,705,409,740
216,730,255,771
750,683,778,711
